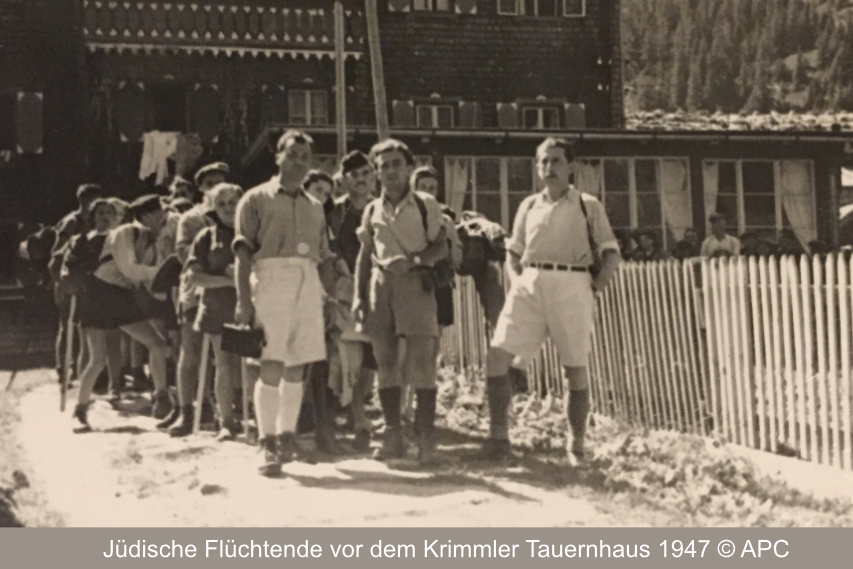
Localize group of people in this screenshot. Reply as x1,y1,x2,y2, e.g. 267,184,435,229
34,131,622,476
617,213,832,262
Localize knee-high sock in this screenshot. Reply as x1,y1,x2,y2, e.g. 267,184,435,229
567,389,590,451
415,389,437,433
254,383,279,438
378,387,402,428
277,381,305,435
486,374,511,441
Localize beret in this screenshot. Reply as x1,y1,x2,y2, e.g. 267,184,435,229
339,151,370,176
194,162,230,186
129,194,163,219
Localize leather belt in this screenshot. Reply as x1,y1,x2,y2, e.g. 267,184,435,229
525,262,590,273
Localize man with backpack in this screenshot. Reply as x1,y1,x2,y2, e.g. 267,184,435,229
352,139,450,464
477,138,622,465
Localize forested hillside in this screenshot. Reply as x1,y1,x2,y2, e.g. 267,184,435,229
623,0,853,113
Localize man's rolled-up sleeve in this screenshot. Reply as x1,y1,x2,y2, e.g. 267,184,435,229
506,197,531,258
591,200,619,255
233,193,259,255
112,226,158,283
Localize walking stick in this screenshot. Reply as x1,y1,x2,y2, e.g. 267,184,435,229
60,295,77,412
192,333,211,435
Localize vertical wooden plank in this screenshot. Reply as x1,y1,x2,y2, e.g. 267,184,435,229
710,259,732,442
599,286,623,420
800,255,817,463
842,256,853,470
719,259,739,444
780,258,797,451
749,256,768,451
669,261,697,434
736,256,757,449
659,261,686,432
813,255,829,465
615,268,643,425
688,260,712,436
826,254,840,468
641,262,677,429
627,264,657,427
727,257,747,446
759,257,778,452
635,263,665,429
787,257,808,458
703,258,724,440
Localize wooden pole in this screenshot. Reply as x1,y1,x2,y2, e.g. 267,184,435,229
365,0,390,141
334,1,347,161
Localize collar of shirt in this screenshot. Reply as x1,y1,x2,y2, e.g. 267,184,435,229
536,185,580,205
381,189,417,216
270,176,309,199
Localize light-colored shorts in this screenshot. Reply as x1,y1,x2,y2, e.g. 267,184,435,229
490,268,595,367
251,257,326,367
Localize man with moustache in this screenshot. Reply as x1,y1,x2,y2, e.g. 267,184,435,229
162,162,230,436
478,138,621,464
233,129,337,476
352,139,449,464
327,151,379,452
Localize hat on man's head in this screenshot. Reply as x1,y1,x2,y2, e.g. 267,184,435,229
129,194,164,220
194,162,230,186
339,151,370,176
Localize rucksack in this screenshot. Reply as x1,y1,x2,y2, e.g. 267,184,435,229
60,232,108,295
455,212,508,277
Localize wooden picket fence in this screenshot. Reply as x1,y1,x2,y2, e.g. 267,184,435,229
438,256,853,472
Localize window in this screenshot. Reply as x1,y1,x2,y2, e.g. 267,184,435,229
498,0,520,14
416,104,454,128
522,106,561,129
149,83,187,132
595,157,692,250
289,90,328,126
704,160,816,244
563,0,586,17
413,0,451,10
446,156,538,228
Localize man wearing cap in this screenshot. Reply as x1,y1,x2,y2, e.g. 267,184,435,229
95,194,175,419
352,139,449,464
168,176,197,205
327,150,379,452
162,161,230,436
701,213,740,258
233,130,337,476
478,137,621,464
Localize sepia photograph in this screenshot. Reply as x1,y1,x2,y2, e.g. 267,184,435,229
2,0,853,529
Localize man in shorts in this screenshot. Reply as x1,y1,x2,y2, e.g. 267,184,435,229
233,130,337,477
479,137,622,464
352,139,449,464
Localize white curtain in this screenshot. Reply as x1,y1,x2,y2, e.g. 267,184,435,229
703,161,719,230
445,157,470,214
575,160,603,197
779,160,817,249
660,159,692,240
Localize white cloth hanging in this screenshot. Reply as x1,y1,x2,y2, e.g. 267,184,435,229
139,131,180,184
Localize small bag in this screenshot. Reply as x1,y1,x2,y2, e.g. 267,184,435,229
221,324,266,359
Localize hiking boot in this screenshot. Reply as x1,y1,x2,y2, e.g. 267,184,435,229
151,389,172,420
417,431,439,466
216,418,242,442
200,399,216,429
470,438,513,462
277,432,298,464
168,406,194,438
315,430,346,455
258,437,282,477
372,426,406,461
73,403,92,433
155,403,181,430
131,369,153,393
352,427,371,453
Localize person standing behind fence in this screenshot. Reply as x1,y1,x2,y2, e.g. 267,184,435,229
478,137,621,464
185,183,244,442
164,162,230,436
352,139,450,465
701,213,740,258
233,129,337,477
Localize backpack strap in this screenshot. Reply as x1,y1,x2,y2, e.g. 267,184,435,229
577,194,598,265
411,192,430,238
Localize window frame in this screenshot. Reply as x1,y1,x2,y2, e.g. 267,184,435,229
416,103,456,128
288,89,329,126
702,159,817,239
411,0,453,11
520,105,562,129
587,156,693,251
563,0,586,17
498,0,586,17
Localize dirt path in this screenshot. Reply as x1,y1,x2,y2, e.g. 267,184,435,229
18,382,649,528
